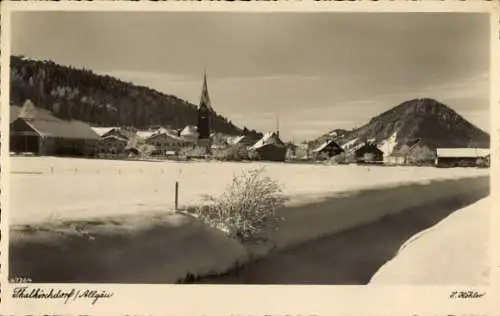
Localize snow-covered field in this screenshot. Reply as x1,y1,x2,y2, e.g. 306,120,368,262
8,156,489,225
370,197,490,285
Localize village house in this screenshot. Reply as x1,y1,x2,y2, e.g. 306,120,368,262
10,100,100,157
354,143,384,164
210,132,230,151
180,125,199,143
435,148,490,168
387,139,436,166
312,139,344,160
145,130,189,156
249,132,287,162
96,134,128,156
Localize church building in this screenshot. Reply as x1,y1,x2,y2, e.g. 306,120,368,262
197,71,214,152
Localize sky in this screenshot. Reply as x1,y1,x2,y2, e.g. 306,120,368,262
11,11,490,142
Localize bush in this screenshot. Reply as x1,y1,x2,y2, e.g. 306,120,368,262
194,167,285,242
214,144,249,161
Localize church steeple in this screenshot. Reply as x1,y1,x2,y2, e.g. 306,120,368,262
197,70,212,140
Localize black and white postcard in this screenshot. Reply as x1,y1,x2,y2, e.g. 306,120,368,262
0,1,498,315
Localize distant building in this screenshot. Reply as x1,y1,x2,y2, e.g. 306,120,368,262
97,135,128,155
145,131,188,155
10,100,100,157
435,148,490,168
210,132,230,150
388,139,436,166
354,143,384,164
312,139,344,159
180,125,199,143
249,132,287,162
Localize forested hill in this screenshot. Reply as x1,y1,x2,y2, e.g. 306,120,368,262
10,55,260,137
310,98,490,152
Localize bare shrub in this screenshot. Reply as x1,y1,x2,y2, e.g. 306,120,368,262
195,167,285,242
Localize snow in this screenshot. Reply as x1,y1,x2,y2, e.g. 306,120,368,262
369,197,490,285
378,132,398,156
436,148,490,158
8,156,489,225
341,137,358,150
249,131,274,149
91,127,116,137
136,130,155,139
8,156,490,283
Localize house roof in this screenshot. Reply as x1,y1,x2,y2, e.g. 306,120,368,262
101,135,128,143
232,135,246,145
153,127,181,139
146,131,184,143
313,139,342,153
355,143,384,154
11,105,100,140
136,130,156,139
436,148,490,158
91,127,118,137
390,139,421,157
145,128,183,141
250,132,285,150
9,105,22,123
180,125,198,137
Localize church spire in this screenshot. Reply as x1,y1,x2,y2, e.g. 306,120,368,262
197,70,213,140
200,69,213,112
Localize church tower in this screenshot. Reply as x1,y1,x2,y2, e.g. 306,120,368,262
197,71,213,148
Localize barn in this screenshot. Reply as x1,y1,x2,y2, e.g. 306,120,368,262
354,143,384,164
10,101,100,157
249,132,287,162
387,139,436,166
435,148,490,168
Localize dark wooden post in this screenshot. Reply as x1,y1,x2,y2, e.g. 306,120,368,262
175,181,179,211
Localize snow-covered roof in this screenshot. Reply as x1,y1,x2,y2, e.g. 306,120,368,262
250,132,284,150
91,127,117,137
313,139,341,153
101,135,128,142
436,148,490,158
149,127,182,140
231,135,246,145
341,138,359,150
180,125,198,137
136,130,155,139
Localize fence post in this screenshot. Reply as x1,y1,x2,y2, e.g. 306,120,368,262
175,181,179,211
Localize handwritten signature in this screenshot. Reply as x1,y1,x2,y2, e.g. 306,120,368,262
12,286,114,305
449,290,485,299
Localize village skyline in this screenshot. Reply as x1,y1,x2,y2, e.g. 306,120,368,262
11,11,490,142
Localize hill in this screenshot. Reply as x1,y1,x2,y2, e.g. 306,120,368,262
310,98,490,155
9,55,262,139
